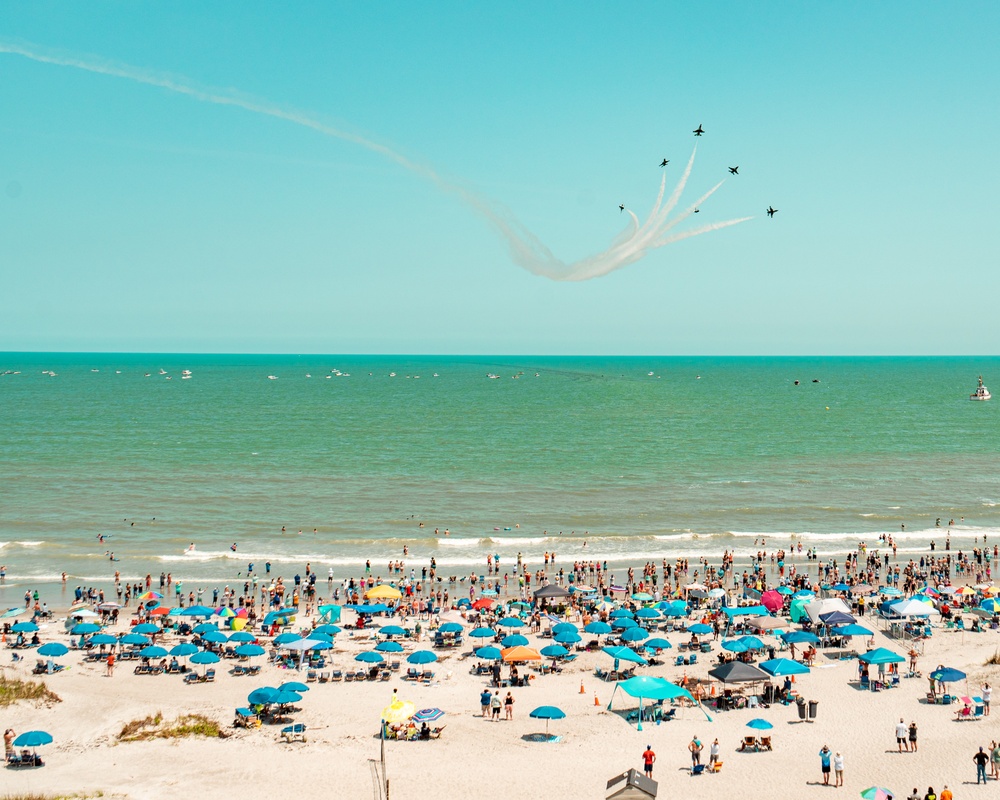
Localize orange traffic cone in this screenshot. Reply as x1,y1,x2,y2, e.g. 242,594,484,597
594,693,600,706
579,680,586,694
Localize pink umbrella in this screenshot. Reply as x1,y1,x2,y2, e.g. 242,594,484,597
761,590,784,613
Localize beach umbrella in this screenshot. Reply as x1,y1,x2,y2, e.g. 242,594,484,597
120,633,151,646
643,637,673,651
687,623,712,635
234,644,266,658
930,667,966,683
761,589,784,612
471,598,495,610
356,651,385,664
470,627,496,640
620,627,649,643
502,645,541,662
2,607,25,618
554,631,582,645
378,625,407,638
70,623,101,635
170,643,199,657
540,645,569,658
248,687,277,705
200,629,227,644
584,621,612,634
612,617,639,630
776,586,794,596
759,658,810,677
830,583,851,592
407,650,438,665
137,591,162,602
889,599,936,617
737,635,767,651
502,634,530,648
979,598,1000,614
131,623,160,635
831,624,874,637
475,646,503,661
528,705,566,737
632,592,653,601
634,608,660,620
263,610,296,626
746,718,774,730
722,639,750,653
228,631,256,643
139,645,168,659
270,689,302,706
497,616,524,629
376,640,404,653
90,633,117,646
311,624,341,637
552,622,578,634
215,607,236,618
793,590,816,600
412,707,445,723
38,642,68,657
181,605,215,618
381,699,416,723
860,788,894,800
366,584,402,601
439,622,464,634
781,631,820,644
272,632,300,646
13,731,53,748
708,588,727,599
534,584,571,599
279,681,309,693
193,623,217,634
12,621,38,633
610,608,634,619
190,651,220,665
147,606,171,617
879,587,902,597
509,601,532,610
858,648,905,665
480,589,498,597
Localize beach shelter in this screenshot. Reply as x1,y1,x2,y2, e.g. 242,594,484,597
534,584,571,600
857,648,905,665
759,658,810,677
528,705,566,739
723,605,770,618
803,598,852,624
780,630,820,645
502,645,541,662
708,662,769,684
748,615,789,630
979,598,1000,614
831,624,874,637
365,584,402,601
317,604,342,623
818,610,855,626
608,675,705,729
889,599,937,617
602,646,648,666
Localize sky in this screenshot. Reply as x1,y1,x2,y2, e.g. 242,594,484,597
1,3,998,355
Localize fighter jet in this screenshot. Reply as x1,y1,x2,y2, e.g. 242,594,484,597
766,206,778,218
729,166,739,175
619,204,625,213
660,159,669,167
693,124,704,136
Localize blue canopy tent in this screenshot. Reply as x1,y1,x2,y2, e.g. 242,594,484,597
858,647,905,665
607,675,708,729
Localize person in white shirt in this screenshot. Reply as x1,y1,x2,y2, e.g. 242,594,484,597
896,718,909,752
833,752,844,786
709,738,720,767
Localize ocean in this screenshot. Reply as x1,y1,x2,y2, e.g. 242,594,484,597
1,354,998,598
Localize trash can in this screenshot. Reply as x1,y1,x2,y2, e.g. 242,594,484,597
796,697,807,720
808,699,819,719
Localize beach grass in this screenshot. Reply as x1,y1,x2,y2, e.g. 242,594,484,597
985,649,1000,666
118,712,227,742
0,676,61,707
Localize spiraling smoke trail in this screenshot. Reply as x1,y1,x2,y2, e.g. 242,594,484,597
0,40,751,281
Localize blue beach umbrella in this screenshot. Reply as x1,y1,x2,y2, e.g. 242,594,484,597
235,644,266,658
407,650,438,665
378,625,407,637
528,705,566,737
131,623,159,635
737,635,767,651
139,645,168,659
356,651,384,664
470,627,496,640
13,731,53,748
248,687,277,705
746,718,774,730
181,605,216,617
375,640,404,653
551,623,578,635
12,621,38,633
193,623,217,634
269,689,302,705
502,634,529,648
554,631,582,644
722,639,750,653
228,631,256,643
584,621,612,634
412,708,445,723
620,627,649,643
643,637,673,650
312,624,342,637
540,645,569,658
190,650,220,665
37,642,69,657
279,681,309,693
200,629,227,644
120,633,151,646
90,634,118,646
687,623,713,635
272,632,300,646
70,623,101,635
497,617,524,629
476,646,503,661
610,608,634,619
635,608,661,620
439,622,464,634
979,598,1000,614
930,667,966,683
776,586,795,596
612,618,639,630
170,643,199,657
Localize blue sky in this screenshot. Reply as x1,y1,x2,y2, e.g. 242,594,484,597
1,3,998,354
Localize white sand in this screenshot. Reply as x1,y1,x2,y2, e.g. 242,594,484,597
3,609,999,800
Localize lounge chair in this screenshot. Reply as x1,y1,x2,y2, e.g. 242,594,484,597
344,671,354,683
379,670,391,681
739,736,759,752
232,665,247,676
331,670,343,682
675,656,687,666
184,671,202,684
427,725,445,739
246,664,261,676
688,654,698,665
281,723,307,743
760,736,772,751
405,668,420,680
691,764,706,776
389,660,401,672
204,668,216,682
421,670,434,682
711,760,724,773
318,671,330,683
306,670,318,682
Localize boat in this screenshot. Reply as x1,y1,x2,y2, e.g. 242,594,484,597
971,375,991,401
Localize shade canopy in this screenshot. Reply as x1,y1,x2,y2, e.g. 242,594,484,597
857,648,905,665
930,667,966,683
759,658,810,677
533,585,571,599
601,646,648,665
502,646,541,662
708,661,770,683
366,584,402,600
13,731,52,748
407,650,438,665
616,675,692,702
529,705,566,720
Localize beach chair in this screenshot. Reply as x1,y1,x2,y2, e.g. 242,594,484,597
318,671,330,683
427,725,445,739
281,723,307,743
389,660,401,672
760,736,772,751
344,671,354,683
232,665,247,676
405,667,420,681
711,760,724,773
691,764,706,776
247,664,261,676
941,694,953,705
331,670,343,682
688,654,698,665
354,670,367,681
204,668,216,682
379,670,391,681
421,670,434,683
974,703,985,719
739,736,759,752
675,656,687,667
184,671,201,684
306,670,318,682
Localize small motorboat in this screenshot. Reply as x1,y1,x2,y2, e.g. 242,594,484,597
970,375,991,401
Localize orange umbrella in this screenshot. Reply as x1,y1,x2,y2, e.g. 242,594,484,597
502,645,541,663
472,598,495,610
148,606,171,616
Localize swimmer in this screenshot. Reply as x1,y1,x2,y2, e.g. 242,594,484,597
188,543,196,552
230,543,237,552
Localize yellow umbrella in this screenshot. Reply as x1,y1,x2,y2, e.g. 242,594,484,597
366,585,403,601
502,645,542,663
956,587,977,596
381,699,416,723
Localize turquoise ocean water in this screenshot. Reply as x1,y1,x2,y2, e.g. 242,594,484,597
1,354,999,597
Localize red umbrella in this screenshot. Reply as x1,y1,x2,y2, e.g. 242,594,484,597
472,598,495,610
761,590,783,613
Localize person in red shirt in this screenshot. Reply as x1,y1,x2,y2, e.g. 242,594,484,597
642,745,656,778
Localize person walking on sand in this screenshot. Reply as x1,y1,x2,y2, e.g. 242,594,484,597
974,746,990,784
642,744,656,779
819,745,832,785
688,735,703,767
896,718,908,753
833,751,844,787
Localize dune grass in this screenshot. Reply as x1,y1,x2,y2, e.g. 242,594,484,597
0,676,61,707
118,712,226,742
985,649,1000,666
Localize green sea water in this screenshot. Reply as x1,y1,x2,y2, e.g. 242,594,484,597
1,354,998,592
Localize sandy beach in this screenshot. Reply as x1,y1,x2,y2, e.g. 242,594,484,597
3,582,999,800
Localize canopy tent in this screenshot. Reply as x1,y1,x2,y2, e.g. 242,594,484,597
857,647,905,665
708,661,770,683
722,605,770,618
803,598,852,624
533,584,571,599
365,585,402,601
759,658,810,677
607,675,709,728
818,610,855,626
889,599,938,617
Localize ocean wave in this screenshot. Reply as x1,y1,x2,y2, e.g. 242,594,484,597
435,538,483,547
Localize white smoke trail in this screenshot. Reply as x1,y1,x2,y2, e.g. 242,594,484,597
0,40,751,281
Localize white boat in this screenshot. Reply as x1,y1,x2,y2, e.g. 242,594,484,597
971,375,991,401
